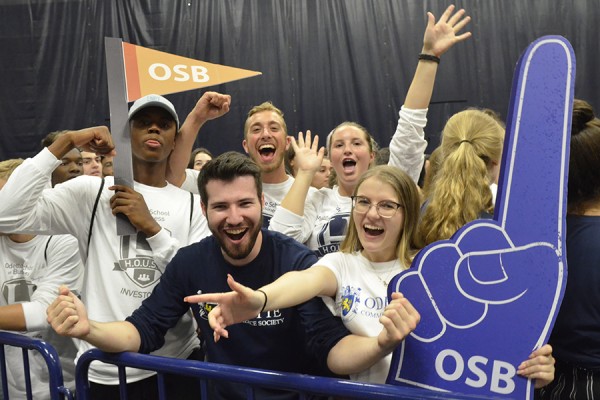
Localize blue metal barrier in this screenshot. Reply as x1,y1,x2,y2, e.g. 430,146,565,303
0,331,74,400
76,349,492,400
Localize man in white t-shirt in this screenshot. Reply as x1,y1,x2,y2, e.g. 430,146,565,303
0,95,212,400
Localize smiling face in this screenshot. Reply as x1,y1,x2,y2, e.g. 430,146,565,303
243,110,290,181
353,176,404,262
202,175,264,266
129,106,177,164
329,125,374,195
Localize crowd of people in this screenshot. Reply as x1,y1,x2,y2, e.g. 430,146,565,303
0,4,594,400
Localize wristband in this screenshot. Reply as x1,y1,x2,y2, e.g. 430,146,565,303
418,53,441,64
257,289,268,313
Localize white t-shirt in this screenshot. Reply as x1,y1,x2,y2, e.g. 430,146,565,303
318,251,406,383
0,234,82,398
262,176,301,227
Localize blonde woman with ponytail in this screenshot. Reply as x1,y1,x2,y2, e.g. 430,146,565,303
418,109,504,246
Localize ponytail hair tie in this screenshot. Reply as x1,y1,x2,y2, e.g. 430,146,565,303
459,139,472,145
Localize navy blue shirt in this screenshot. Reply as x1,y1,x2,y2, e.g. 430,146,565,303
550,215,600,367
127,229,350,399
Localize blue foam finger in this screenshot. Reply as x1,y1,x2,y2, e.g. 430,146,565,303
386,36,574,399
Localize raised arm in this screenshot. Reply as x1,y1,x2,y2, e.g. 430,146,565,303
268,131,323,241
389,5,472,183
406,5,471,109
0,127,113,235
47,285,141,353
167,92,231,187
49,126,115,160
278,131,324,216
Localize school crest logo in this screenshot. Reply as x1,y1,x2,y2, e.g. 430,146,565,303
2,278,36,303
113,231,164,288
316,212,351,257
197,302,218,320
340,285,361,320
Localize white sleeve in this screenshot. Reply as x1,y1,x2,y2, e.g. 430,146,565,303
145,228,182,272
180,168,200,195
388,106,429,184
268,189,319,244
0,148,94,236
22,234,84,331
146,194,210,271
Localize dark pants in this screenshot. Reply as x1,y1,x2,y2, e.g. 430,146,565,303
88,348,204,400
539,359,600,400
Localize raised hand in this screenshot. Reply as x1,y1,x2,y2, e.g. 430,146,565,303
184,274,264,341
422,5,472,57
186,91,231,124
387,36,575,398
47,285,90,339
291,130,325,175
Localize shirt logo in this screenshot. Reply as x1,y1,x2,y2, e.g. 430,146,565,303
340,285,361,320
2,279,36,303
113,231,164,288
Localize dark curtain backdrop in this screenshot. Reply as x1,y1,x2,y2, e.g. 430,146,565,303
1,0,598,160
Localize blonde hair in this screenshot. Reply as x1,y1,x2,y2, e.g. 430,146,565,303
244,102,287,139
0,158,24,180
340,165,422,268
418,109,504,246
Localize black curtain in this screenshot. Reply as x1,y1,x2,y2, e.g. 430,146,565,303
1,0,598,160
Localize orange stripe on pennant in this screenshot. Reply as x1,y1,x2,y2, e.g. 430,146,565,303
123,43,142,102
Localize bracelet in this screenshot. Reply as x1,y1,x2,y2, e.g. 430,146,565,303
257,289,268,314
418,53,440,64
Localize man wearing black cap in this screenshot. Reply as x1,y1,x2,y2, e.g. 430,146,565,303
0,93,229,399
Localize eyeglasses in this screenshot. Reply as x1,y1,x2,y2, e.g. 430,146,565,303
351,196,403,218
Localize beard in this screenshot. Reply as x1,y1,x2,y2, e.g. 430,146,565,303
209,213,263,261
